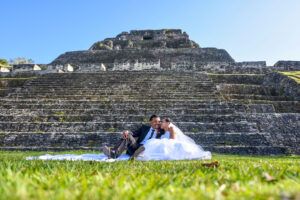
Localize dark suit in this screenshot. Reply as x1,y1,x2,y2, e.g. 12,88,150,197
132,125,164,144
112,124,165,158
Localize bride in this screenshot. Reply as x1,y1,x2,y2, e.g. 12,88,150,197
137,118,212,161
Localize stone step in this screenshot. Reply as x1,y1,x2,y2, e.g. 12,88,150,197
21,87,215,93
7,94,219,100
37,73,209,78
0,98,228,104
0,99,247,110
0,103,275,114
232,100,300,113
208,74,265,85
28,77,212,82
0,108,237,115
26,77,213,82
9,93,219,101
242,104,276,113
0,132,270,147
24,83,215,89
24,82,215,87
38,73,210,77
204,146,287,155
26,79,213,83
0,99,274,113
0,89,13,97
225,94,295,101
27,83,214,88
0,121,258,132
0,98,226,104
23,84,215,89
0,114,247,123
9,91,217,96
0,103,238,110
34,73,210,80
27,76,212,81
44,70,207,76
19,87,216,93
219,84,282,96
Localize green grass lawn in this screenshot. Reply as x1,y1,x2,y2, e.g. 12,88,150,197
0,151,299,200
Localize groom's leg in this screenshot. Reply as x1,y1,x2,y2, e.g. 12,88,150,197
112,134,138,158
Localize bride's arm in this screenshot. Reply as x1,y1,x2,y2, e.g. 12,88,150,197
169,127,175,139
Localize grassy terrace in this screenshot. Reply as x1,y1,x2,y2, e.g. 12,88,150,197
0,151,299,200
279,71,300,83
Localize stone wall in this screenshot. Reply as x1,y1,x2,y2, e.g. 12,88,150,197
263,72,300,101
51,48,234,69
113,59,160,71
89,29,199,50
274,61,300,70
0,66,11,73
245,113,300,154
0,75,37,97
2,60,300,75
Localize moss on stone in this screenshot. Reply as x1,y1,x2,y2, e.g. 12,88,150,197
105,126,115,132
142,119,148,124
191,128,199,133
54,111,65,115
279,71,300,83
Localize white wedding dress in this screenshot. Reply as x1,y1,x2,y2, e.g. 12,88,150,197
136,123,211,161
26,123,211,162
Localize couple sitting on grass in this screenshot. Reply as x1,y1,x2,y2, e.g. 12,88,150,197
102,115,211,161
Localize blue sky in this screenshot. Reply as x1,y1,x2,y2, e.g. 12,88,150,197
1,0,299,65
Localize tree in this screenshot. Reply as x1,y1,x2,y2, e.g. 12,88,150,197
9,57,34,65
27,59,34,64
0,58,12,68
0,58,9,67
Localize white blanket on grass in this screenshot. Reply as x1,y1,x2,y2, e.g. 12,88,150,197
26,153,131,162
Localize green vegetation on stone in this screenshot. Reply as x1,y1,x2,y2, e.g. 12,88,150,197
279,71,300,83
105,126,116,132
0,151,299,200
9,57,34,65
59,117,66,122
0,58,12,68
54,111,65,115
191,128,199,133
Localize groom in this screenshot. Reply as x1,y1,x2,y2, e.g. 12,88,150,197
102,115,164,160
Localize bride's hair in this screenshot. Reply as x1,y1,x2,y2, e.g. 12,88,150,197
164,118,173,123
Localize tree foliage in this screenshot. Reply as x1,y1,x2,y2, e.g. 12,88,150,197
9,57,34,65
0,58,9,67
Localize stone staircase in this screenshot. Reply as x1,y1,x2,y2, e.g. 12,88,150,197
208,74,300,113
0,72,287,155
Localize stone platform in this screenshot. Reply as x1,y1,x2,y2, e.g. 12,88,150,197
1,71,297,155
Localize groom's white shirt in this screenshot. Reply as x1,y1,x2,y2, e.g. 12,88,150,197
140,127,157,145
